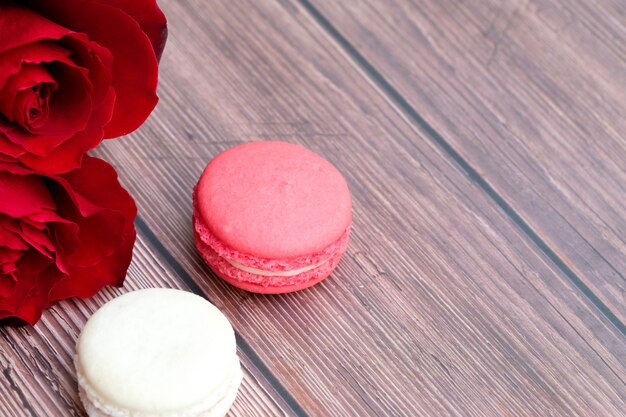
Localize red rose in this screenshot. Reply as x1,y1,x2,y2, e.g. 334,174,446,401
0,156,136,324
0,0,167,174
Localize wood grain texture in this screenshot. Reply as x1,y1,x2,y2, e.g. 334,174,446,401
305,0,626,323
82,0,626,416
0,233,292,417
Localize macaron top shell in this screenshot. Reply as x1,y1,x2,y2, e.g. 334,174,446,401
76,289,238,415
196,141,352,259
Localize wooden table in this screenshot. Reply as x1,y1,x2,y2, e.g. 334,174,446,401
1,0,625,416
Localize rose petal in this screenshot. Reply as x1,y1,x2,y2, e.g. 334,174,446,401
0,134,25,158
0,161,34,175
19,221,55,258
0,248,22,264
29,61,92,137
48,156,136,300
0,245,20,297
0,171,55,217
91,0,168,61
20,114,106,174
0,277,16,298
0,64,56,121
0,261,63,324
0,4,71,54
25,210,69,225
51,156,134,264
0,227,29,251
0,40,72,88
62,33,114,109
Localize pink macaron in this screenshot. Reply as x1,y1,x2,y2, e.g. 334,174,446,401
193,141,352,294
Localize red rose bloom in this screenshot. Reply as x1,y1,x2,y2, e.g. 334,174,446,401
0,156,136,324
0,0,167,173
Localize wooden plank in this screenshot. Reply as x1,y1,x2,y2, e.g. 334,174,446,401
0,234,291,417
304,0,626,323
92,0,626,416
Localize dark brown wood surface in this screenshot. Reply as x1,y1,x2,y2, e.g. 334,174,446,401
306,0,626,323
1,0,625,416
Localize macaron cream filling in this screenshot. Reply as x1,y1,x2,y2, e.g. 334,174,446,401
77,356,243,417
225,257,330,277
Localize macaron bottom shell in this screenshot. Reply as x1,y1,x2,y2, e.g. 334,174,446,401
214,263,335,294
78,359,243,417
193,215,350,294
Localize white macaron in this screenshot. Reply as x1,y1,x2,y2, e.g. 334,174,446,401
75,288,242,417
